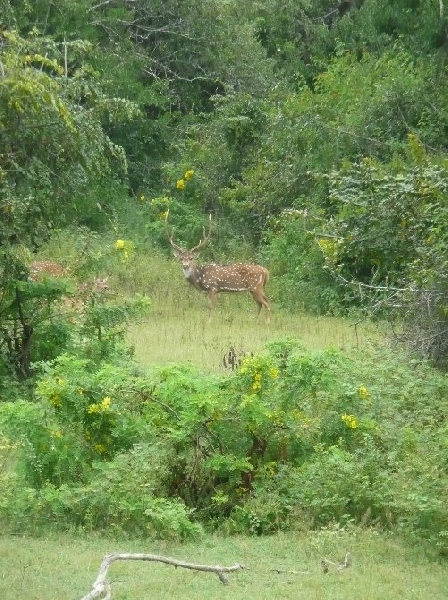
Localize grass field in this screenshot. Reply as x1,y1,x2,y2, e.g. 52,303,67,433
125,256,380,372
1,528,446,600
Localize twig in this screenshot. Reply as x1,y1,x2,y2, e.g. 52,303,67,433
270,568,310,575
80,553,245,599
321,552,352,574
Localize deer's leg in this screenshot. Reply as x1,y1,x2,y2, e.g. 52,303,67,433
207,290,217,321
261,293,271,324
251,288,271,324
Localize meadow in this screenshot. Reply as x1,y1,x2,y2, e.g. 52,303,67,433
124,254,379,372
1,527,447,600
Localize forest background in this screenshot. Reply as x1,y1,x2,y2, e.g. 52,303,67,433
0,0,448,563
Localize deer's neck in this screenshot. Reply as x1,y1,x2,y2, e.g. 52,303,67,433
183,265,205,291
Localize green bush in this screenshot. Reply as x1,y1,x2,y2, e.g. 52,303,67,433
261,211,349,314
1,338,447,546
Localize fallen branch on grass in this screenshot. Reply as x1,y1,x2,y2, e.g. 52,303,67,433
80,553,245,600
321,552,352,574
270,568,310,575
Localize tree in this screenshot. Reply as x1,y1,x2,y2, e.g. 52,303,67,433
0,29,139,379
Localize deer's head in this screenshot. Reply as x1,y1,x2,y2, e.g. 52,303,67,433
165,211,212,274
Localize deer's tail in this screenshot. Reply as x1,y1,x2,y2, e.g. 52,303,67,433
263,268,270,287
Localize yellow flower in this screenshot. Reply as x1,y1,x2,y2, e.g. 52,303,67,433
94,443,107,453
341,413,358,429
50,394,61,408
159,210,169,220
139,194,145,202
252,373,262,392
88,396,111,414
184,170,194,180
317,237,338,262
176,179,185,190
269,368,279,378
55,377,64,385
115,239,125,250
358,385,369,399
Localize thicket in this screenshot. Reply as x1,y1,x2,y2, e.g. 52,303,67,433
1,0,447,548
1,335,447,550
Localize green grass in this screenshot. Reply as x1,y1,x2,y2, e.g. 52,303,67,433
1,529,446,600
125,256,380,373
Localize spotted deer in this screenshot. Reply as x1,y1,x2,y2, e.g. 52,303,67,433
165,212,271,323
29,260,109,304
29,260,67,281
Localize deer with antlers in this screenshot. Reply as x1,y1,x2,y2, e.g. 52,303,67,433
165,212,271,323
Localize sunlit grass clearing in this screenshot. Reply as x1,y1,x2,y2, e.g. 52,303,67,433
127,276,380,372
1,530,446,600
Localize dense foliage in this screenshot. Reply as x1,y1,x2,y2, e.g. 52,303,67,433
0,0,447,548
1,338,447,549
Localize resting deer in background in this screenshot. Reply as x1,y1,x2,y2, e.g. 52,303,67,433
29,260,109,300
165,212,271,323
29,260,67,281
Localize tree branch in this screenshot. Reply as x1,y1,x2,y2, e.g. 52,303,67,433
321,552,352,573
80,553,245,599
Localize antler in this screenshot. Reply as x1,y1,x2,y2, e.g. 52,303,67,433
164,209,185,253
165,210,213,253
190,214,213,252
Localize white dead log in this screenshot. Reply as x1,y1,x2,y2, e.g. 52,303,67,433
321,552,352,574
80,552,245,600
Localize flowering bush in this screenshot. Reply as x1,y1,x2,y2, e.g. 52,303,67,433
1,339,447,546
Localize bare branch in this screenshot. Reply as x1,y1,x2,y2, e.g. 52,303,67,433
321,552,352,574
80,553,245,599
270,568,310,575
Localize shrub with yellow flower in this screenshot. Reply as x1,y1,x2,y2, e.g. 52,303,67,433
358,385,370,399
87,396,112,414
341,413,358,428
252,372,262,392
176,179,185,190
239,355,280,394
317,237,340,263
184,170,195,180
94,443,107,454
50,394,62,408
114,238,134,261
